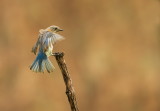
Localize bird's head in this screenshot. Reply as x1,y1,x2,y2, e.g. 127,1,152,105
47,25,63,32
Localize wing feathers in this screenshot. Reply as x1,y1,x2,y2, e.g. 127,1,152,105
38,31,64,53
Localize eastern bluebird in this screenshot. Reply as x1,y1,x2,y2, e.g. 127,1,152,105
30,25,64,73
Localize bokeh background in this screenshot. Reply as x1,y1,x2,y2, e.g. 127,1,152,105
0,0,160,111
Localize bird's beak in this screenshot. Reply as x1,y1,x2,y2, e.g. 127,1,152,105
59,29,63,31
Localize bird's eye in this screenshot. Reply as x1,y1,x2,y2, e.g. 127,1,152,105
54,27,58,30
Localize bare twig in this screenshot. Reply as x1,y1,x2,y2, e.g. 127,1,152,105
53,52,79,111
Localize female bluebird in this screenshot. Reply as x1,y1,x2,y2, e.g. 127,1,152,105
30,25,64,73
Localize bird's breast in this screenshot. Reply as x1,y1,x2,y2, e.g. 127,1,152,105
45,45,53,57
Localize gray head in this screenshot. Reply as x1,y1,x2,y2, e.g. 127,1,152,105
49,25,63,32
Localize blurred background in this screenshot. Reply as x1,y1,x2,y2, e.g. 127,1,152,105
0,0,160,111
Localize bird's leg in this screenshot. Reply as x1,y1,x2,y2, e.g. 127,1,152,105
51,53,56,56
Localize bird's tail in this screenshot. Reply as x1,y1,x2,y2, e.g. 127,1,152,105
30,52,54,73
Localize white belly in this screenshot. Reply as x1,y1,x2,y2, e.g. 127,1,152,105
45,44,53,57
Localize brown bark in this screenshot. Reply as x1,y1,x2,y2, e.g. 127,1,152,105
53,52,79,111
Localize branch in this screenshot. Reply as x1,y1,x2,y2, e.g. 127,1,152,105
53,52,79,111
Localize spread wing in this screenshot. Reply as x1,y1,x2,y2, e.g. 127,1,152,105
40,31,64,52
31,34,43,55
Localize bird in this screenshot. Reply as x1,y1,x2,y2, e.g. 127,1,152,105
30,25,64,73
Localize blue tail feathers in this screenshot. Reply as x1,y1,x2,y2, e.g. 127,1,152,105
30,52,54,73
